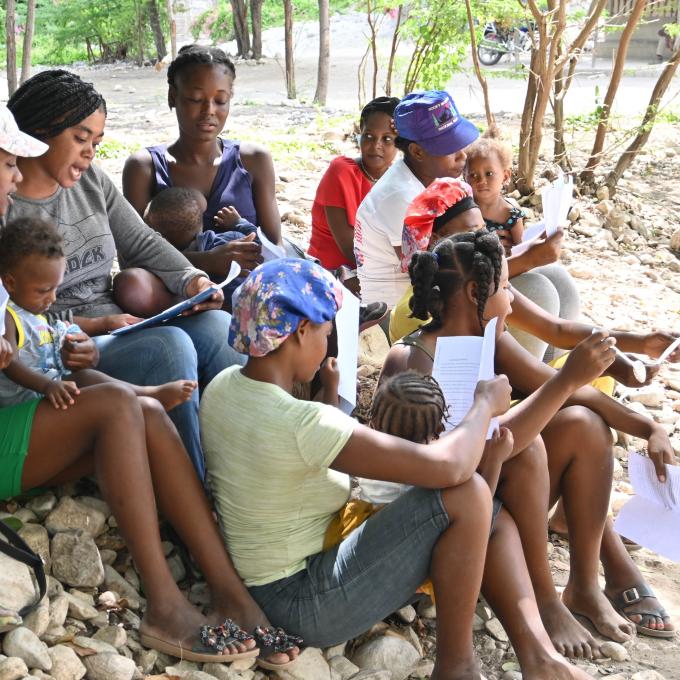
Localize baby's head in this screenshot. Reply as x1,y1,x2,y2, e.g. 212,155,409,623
370,371,448,443
0,217,64,315
229,258,343,383
465,128,513,201
145,187,207,250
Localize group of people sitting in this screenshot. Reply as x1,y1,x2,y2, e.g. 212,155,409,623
0,44,677,680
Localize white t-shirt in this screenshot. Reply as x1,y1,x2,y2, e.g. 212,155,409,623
354,159,424,307
357,478,411,505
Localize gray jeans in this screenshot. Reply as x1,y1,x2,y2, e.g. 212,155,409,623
510,263,580,362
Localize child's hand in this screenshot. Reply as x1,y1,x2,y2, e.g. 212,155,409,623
320,357,340,393
607,353,659,387
560,331,616,389
0,336,12,370
642,331,680,363
45,380,80,410
210,234,262,274
647,425,676,482
102,314,143,332
475,374,511,417
484,426,515,463
214,205,242,229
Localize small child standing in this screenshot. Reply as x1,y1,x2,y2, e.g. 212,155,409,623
465,129,524,255
0,217,196,411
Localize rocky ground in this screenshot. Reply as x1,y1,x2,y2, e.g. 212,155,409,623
1,60,680,680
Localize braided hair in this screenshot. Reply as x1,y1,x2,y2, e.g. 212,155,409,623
167,44,236,87
359,96,400,128
370,371,448,444
0,217,63,275
8,70,106,140
409,230,503,332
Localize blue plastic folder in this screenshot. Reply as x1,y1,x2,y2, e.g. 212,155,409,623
110,262,241,337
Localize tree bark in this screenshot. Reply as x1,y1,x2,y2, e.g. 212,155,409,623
20,0,35,85
314,0,330,105
230,0,251,57
464,0,495,131
166,0,177,59
384,5,402,96
605,45,680,192
6,0,17,97
147,0,167,62
250,0,263,60
135,0,145,66
283,0,296,98
581,0,647,185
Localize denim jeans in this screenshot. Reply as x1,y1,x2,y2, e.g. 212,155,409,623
93,310,245,481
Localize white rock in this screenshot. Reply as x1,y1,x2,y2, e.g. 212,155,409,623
93,625,127,648
627,385,665,408
50,531,104,588
83,653,136,680
277,647,331,680
352,635,419,680
0,553,39,615
164,668,217,680
0,656,28,680
133,648,157,674
484,617,509,642
25,494,57,521
65,592,98,621
17,524,50,575
72,636,118,655
632,672,667,680
671,228,680,252
328,655,359,680
44,497,106,537
49,593,70,629
394,605,416,624
201,662,254,679
323,643,347,660
348,672,392,680
103,566,144,608
21,599,49,639
600,640,629,661
2,627,51,671
47,644,86,680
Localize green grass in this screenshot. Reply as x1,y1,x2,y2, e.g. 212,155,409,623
96,138,142,160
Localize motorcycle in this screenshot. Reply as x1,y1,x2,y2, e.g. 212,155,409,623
477,21,532,66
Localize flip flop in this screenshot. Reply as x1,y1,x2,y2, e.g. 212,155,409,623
140,619,259,663
606,585,676,639
252,625,303,671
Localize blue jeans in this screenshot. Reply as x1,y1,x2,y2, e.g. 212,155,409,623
93,310,245,481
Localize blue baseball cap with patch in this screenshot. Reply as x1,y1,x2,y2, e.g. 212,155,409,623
394,90,479,156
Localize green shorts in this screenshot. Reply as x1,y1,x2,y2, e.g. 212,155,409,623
0,398,41,501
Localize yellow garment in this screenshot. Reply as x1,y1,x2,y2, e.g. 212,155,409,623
323,499,435,600
388,285,421,344
548,354,616,396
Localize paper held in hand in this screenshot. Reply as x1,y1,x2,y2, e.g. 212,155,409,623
257,227,286,261
111,261,241,337
0,281,8,336
334,285,360,415
432,317,499,440
510,173,574,257
614,451,680,562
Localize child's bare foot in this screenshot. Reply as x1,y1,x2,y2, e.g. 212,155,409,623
142,380,197,412
539,597,601,659
562,582,634,642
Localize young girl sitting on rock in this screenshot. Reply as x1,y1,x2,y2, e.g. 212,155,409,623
382,230,676,647
0,217,196,411
201,257,593,680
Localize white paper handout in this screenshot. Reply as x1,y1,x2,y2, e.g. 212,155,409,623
257,227,286,262
334,285,360,415
432,317,499,439
614,451,680,562
510,221,546,257
542,172,573,236
0,280,8,336
653,335,680,365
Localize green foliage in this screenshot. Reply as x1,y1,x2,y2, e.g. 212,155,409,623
96,138,141,160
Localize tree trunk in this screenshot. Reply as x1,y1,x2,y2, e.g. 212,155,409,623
166,0,177,59
20,0,35,85
147,0,166,62
314,0,330,105
250,0,263,60
605,45,680,192
464,0,495,131
384,5,402,96
135,0,145,66
230,0,251,57
581,0,647,185
6,0,17,97
283,0,296,98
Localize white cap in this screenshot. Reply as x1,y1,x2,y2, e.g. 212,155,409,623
0,106,48,157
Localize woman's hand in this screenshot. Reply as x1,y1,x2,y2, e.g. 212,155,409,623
0,336,13,370
208,234,262,275
642,331,680,362
183,275,224,314
607,353,659,387
527,229,563,268
483,427,515,464
559,331,616,389
647,425,676,482
102,314,144,332
319,357,340,407
61,332,100,370
475,374,512,417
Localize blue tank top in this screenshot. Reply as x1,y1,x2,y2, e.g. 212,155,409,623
147,139,258,231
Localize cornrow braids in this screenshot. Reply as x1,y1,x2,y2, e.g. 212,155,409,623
0,217,63,274
359,96,400,128
409,230,503,332
370,371,448,444
8,70,106,140
167,44,236,87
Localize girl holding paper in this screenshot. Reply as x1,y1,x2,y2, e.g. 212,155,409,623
383,230,676,648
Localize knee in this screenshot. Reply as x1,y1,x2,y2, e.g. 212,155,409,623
138,395,172,424
513,435,548,472
442,473,493,525
113,268,174,317
96,383,143,421
154,328,199,371
559,405,612,459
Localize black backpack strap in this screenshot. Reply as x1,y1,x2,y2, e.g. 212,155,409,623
0,520,46,617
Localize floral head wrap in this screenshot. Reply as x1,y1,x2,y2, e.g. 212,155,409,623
229,258,343,357
400,177,476,272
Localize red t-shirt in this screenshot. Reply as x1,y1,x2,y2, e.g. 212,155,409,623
308,156,372,270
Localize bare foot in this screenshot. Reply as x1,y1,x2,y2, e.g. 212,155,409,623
604,584,675,635
522,657,594,679
430,658,484,680
142,380,197,412
539,597,601,659
562,582,634,642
